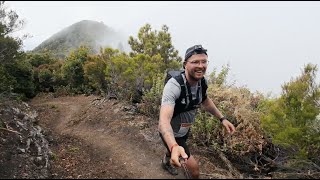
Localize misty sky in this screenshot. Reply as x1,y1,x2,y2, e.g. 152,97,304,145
6,1,320,97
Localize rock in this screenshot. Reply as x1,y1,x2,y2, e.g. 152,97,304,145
0,97,51,178
17,148,26,153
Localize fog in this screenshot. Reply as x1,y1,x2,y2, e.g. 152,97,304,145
6,1,320,97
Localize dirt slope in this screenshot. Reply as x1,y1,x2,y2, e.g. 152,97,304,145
30,94,206,179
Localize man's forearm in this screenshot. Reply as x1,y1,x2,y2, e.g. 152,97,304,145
202,98,223,119
158,105,178,152
159,122,177,152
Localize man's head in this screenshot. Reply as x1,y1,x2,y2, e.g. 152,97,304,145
183,45,209,82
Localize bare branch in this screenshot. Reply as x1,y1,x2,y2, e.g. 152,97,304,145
0,127,21,134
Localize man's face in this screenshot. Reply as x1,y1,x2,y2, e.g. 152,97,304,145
184,53,208,81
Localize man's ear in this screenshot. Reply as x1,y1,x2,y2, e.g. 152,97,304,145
183,61,186,69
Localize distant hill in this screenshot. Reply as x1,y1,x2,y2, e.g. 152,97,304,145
32,20,130,58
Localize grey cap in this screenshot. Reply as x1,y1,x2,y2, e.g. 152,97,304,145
184,45,207,61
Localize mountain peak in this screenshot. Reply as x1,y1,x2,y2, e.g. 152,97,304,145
33,20,129,58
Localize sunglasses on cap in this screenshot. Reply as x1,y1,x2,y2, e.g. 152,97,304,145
185,45,207,61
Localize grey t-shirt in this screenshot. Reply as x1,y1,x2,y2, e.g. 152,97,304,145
161,77,203,137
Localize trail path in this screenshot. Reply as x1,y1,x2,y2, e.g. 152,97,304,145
30,94,189,179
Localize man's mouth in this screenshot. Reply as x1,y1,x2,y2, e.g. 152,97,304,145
195,70,204,75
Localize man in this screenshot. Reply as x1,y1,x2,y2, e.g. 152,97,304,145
158,44,236,179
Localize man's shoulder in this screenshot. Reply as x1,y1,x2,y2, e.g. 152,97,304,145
166,77,181,87
163,78,181,95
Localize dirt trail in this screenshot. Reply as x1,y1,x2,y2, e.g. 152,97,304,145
30,94,188,179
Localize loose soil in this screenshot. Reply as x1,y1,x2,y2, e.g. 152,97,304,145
29,94,221,179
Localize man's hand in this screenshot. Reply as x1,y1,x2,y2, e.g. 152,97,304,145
170,145,188,167
222,119,236,134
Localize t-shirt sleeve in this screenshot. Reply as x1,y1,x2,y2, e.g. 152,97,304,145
161,78,181,106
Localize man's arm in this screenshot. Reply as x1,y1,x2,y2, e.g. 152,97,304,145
158,104,176,152
201,97,236,134
201,97,224,119
158,104,188,167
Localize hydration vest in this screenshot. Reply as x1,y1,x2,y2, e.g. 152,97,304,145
164,70,208,118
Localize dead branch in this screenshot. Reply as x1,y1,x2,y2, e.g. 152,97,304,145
198,141,243,178
217,150,243,178
0,127,21,134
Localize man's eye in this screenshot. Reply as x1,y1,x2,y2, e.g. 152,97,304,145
189,60,208,65
192,61,207,63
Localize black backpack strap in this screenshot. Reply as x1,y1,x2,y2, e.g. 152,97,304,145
173,73,188,107
172,72,190,117
200,77,208,102
181,73,191,109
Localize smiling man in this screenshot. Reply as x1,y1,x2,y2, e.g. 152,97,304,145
158,45,236,178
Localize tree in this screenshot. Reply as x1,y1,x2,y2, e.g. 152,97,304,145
26,50,56,68
83,55,107,94
8,59,35,98
0,1,35,99
102,47,131,99
62,46,90,93
0,1,24,65
261,63,320,159
0,1,24,36
128,24,181,72
26,52,63,93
